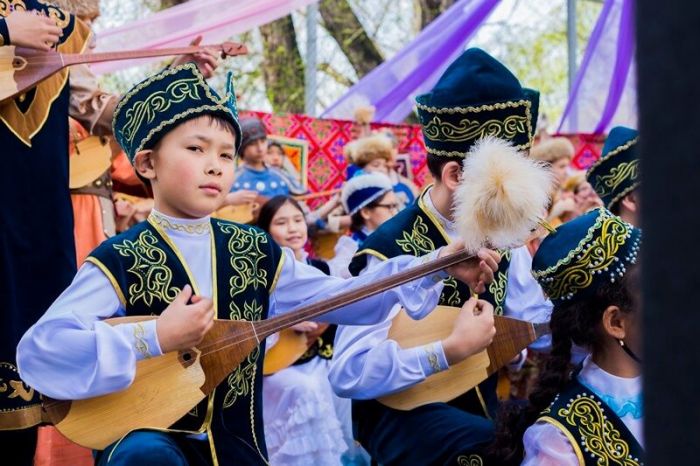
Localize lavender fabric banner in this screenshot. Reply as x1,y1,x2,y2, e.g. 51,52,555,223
91,0,318,75
321,0,500,124
558,0,637,134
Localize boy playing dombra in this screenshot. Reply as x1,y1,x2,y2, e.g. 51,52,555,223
16,63,499,466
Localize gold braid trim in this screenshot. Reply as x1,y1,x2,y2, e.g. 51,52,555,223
557,395,642,465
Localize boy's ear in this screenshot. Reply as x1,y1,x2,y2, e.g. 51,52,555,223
133,150,157,181
602,305,628,340
441,160,462,191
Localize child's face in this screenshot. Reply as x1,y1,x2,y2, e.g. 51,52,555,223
361,191,399,231
268,201,308,253
551,158,570,187
364,158,389,174
143,117,236,219
242,138,267,165
266,145,285,168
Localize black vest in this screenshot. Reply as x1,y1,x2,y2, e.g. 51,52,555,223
537,378,644,466
88,218,284,465
349,189,512,418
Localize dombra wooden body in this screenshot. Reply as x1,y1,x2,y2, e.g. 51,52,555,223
41,248,480,450
263,323,331,375
69,136,112,189
0,42,248,103
378,306,549,410
262,328,309,375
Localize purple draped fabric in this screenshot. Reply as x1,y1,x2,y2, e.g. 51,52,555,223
558,0,637,134
321,0,500,124
91,0,318,75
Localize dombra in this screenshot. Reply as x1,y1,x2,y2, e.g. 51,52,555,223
0,42,248,103
41,249,479,450
378,306,549,410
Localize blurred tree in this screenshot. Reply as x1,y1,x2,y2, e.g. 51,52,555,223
259,16,306,113
318,0,384,78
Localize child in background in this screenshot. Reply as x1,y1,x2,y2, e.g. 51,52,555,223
257,196,348,465
492,208,643,465
328,173,399,278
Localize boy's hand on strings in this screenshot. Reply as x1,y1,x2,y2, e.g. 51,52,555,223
439,241,500,294
5,11,62,51
442,298,495,366
156,285,215,354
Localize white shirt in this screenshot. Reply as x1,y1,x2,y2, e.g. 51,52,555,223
16,211,447,401
329,188,552,400
521,355,643,466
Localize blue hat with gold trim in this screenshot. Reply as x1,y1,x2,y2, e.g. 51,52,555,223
415,48,539,157
532,207,641,306
586,126,639,210
113,63,242,163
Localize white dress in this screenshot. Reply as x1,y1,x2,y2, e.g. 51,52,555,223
521,355,643,466
263,253,348,466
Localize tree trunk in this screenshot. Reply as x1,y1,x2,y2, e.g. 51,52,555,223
414,0,456,31
159,0,189,9
259,15,305,114
318,0,384,78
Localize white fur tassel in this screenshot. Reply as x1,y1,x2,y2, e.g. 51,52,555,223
452,136,554,253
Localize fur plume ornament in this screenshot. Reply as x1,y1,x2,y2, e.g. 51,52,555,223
453,137,554,253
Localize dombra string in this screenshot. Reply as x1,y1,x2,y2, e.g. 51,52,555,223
40,249,478,410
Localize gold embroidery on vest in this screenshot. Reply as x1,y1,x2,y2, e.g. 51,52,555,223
487,250,511,315
114,230,180,306
593,159,639,197
317,337,333,359
36,1,70,28
0,362,35,403
441,276,462,306
558,395,642,466
456,454,483,466
396,216,435,256
0,1,27,15
219,224,269,408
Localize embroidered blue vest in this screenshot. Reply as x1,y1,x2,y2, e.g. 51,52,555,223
349,189,511,418
88,218,284,465
538,379,644,466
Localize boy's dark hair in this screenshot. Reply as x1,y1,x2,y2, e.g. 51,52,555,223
349,191,390,233
256,195,305,233
135,114,238,186
489,263,641,465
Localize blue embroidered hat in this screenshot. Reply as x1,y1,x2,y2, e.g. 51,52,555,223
532,207,641,306
415,48,539,157
586,126,639,210
341,173,393,215
112,63,242,163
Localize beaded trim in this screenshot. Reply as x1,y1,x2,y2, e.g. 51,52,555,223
533,208,641,301
148,211,210,235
